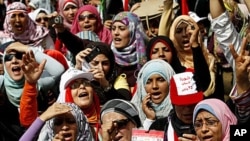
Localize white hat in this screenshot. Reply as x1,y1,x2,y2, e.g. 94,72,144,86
188,11,207,23
61,68,93,89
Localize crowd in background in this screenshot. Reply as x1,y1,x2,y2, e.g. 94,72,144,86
0,0,250,141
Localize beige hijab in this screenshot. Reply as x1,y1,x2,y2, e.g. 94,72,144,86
169,15,216,97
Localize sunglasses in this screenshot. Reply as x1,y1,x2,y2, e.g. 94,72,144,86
113,119,130,129
4,52,23,62
78,14,96,21
36,17,49,23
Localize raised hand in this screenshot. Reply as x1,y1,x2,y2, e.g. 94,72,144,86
229,37,250,94
21,50,46,84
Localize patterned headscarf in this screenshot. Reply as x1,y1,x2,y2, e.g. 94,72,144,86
3,2,49,47
111,11,148,69
71,5,112,44
131,59,175,123
58,0,83,30
46,103,94,141
193,99,237,141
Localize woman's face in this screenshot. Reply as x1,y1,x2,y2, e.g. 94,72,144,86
174,104,196,124
4,51,24,81
78,11,97,32
70,78,94,109
9,11,28,35
144,74,169,104
53,112,77,141
174,22,192,53
150,42,173,63
89,54,110,76
194,110,222,141
111,22,130,49
35,12,49,28
63,4,78,24
102,112,136,141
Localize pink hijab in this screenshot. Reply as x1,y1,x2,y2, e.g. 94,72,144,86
57,0,83,30
71,5,112,44
4,2,49,46
193,99,237,141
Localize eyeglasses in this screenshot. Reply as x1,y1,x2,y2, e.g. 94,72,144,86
113,119,130,129
70,79,92,89
4,52,23,62
35,17,49,23
78,14,96,21
194,119,219,130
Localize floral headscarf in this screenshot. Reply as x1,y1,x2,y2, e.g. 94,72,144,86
47,103,94,141
71,5,112,44
111,11,148,69
131,59,175,123
3,2,49,47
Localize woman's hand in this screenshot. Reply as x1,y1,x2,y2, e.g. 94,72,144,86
186,20,200,48
6,42,29,53
142,93,156,120
178,133,199,141
229,37,250,94
89,67,109,88
101,120,117,141
104,20,112,30
21,50,46,84
39,102,71,122
75,48,92,70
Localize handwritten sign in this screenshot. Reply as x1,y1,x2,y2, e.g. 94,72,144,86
173,72,197,96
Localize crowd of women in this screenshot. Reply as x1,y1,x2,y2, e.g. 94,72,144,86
0,0,250,141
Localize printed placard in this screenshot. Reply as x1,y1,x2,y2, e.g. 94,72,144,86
132,129,164,141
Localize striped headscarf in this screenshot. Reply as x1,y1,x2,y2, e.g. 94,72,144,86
47,103,94,141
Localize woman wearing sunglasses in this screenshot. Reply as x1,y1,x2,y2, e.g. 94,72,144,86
1,41,65,114
100,99,142,141
71,5,112,45
18,53,101,140
28,8,50,28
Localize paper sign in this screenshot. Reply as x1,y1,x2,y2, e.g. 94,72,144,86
132,129,164,141
173,72,197,96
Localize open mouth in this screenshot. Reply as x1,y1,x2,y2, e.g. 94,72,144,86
151,92,161,99
63,132,73,141
202,135,213,141
78,92,88,98
14,24,23,31
12,66,21,75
